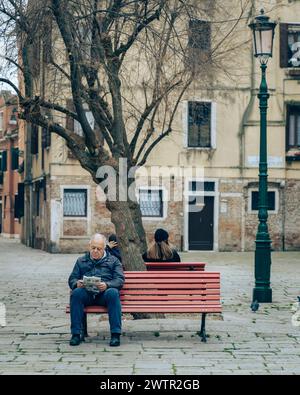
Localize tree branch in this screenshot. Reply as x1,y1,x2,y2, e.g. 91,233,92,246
52,0,98,154
137,128,171,167
0,77,24,101
113,3,164,58
130,79,182,156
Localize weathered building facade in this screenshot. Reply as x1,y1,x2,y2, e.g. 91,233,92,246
0,91,21,238
19,0,300,253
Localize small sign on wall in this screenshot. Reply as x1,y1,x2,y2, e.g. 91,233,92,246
220,200,227,214
247,156,284,168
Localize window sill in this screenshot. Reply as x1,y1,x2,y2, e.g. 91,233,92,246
285,68,300,78
142,216,166,221
185,146,216,150
286,150,300,161
63,216,88,220
286,155,300,162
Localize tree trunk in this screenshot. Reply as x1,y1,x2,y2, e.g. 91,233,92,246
107,199,155,319
106,200,146,271
129,200,148,254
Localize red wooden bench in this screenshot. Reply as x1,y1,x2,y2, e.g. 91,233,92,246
145,262,206,271
66,270,221,342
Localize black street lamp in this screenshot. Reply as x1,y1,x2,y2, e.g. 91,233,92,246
249,10,276,303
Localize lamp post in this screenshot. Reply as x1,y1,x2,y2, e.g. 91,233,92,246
249,10,276,303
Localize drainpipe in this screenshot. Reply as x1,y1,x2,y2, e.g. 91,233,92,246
238,1,256,176
24,123,33,247
238,0,256,251
8,138,14,236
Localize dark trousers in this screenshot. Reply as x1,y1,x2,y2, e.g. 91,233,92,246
70,287,122,335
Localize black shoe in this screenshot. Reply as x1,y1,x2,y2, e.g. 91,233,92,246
109,333,120,347
69,334,81,346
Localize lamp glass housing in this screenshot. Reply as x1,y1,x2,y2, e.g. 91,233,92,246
249,10,276,64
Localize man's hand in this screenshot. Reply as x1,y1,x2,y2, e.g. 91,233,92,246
108,241,118,249
97,282,108,292
76,280,84,288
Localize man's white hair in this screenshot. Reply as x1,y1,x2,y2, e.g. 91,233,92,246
89,233,107,245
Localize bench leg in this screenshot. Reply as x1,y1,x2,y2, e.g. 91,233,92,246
200,313,207,342
81,313,88,341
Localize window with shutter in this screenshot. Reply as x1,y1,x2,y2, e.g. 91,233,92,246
188,19,211,50
14,183,24,219
1,150,7,172
286,104,300,149
11,148,19,170
74,111,94,137
35,186,40,217
31,37,41,77
31,124,39,155
42,127,51,149
66,100,95,136
188,102,211,147
0,151,3,183
66,99,75,131
0,112,4,130
187,19,211,68
42,17,52,64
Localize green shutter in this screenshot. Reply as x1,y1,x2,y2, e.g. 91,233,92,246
11,148,19,170
31,124,39,155
1,150,7,171
280,24,289,68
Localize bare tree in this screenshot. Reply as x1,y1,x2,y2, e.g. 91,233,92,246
0,0,254,269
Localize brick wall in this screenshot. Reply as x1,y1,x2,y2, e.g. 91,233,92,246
284,180,300,251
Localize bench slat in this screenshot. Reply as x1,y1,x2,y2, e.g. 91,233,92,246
145,262,206,271
121,284,220,289
120,307,222,313
119,300,220,305
125,271,219,277
121,296,220,301
120,289,220,295
66,305,222,313
124,279,219,284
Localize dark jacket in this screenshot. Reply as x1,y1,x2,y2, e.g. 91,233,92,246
68,251,125,291
142,249,181,262
106,246,122,263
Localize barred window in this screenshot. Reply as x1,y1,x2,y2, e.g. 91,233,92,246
251,191,276,211
139,189,163,217
63,189,87,217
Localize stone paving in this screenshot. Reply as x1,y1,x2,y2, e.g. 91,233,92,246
0,237,299,375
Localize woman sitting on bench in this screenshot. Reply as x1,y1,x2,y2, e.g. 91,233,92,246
142,228,181,263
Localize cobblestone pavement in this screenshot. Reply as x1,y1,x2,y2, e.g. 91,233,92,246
0,237,299,375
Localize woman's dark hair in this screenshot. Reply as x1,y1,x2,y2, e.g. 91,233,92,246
108,234,117,242
147,229,173,260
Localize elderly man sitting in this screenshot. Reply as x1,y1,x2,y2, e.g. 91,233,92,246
68,233,125,347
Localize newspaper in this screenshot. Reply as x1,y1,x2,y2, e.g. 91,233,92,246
83,275,101,293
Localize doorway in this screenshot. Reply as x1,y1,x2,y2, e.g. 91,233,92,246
188,195,214,250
